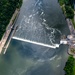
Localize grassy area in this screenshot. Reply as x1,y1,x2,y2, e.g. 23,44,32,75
72,18,75,28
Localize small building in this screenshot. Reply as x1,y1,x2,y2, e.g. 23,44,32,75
67,35,75,40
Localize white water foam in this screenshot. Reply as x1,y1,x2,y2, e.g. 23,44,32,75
34,0,40,6
49,55,57,61
12,37,60,48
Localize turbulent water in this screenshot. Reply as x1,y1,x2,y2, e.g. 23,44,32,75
0,0,70,75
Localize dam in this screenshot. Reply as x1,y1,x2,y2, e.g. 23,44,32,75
0,0,70,75
12,37,59,48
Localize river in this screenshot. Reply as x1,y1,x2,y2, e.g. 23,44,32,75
0,0,70,75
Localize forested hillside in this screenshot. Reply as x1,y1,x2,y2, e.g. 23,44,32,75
58,0,74,19
0,0,22,40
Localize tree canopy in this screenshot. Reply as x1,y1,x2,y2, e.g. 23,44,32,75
0,0,23,40
64,56,75,75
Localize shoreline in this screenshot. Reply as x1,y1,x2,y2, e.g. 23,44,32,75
0,8,20,54
58,1,75,56
3,9,20,54
58,1,75,74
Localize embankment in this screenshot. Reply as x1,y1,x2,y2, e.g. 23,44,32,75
0,9,20,54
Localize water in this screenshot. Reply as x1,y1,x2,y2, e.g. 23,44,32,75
0,0,70,75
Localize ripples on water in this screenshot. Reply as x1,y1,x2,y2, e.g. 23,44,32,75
15,0,61,45
0,0,70,75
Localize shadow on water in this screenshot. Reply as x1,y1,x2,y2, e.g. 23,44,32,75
0,0,70,75
12,39,59,60
23,62,55,75
3,52,11,62
18,43,35,58
7,39,58,60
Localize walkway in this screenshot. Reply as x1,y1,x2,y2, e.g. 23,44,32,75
66,19,75,35
0,9,19,54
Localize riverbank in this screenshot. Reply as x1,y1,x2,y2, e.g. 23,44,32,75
58,0,75,27
66,19,75,57
58,0,75,57
64,55,75,75
0,9,20,54
59,1,75,55
58,0,75,75
0,0,23,40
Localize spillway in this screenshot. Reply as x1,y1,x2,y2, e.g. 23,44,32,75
12,37,59,48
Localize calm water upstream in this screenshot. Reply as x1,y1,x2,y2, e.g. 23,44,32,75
0,0,70,75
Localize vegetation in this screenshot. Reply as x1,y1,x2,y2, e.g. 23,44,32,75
58,0,74,7
65,6,74,19
0,0,23,40
73,60,75,75
58,0,74,19
72,19,75,28
58,0,64,6
58,1,75,75
71,48,75,54
64,55,75,75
